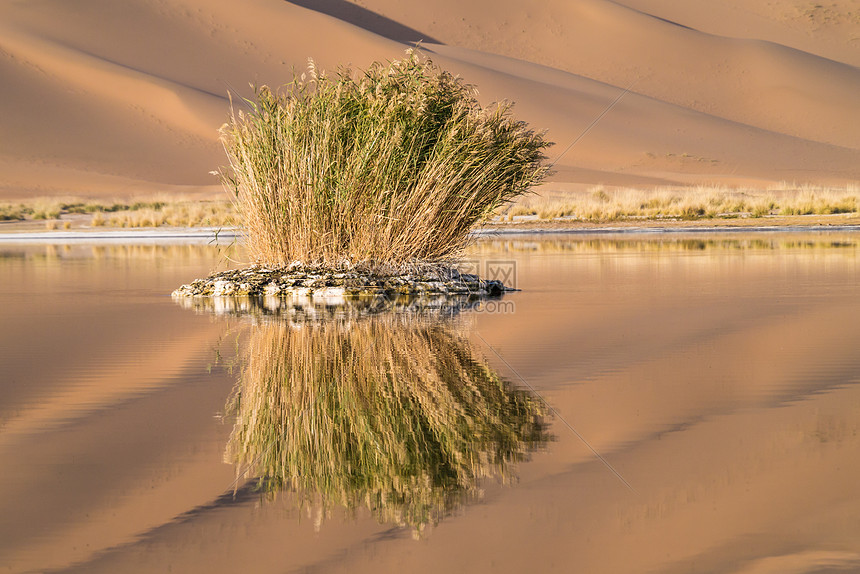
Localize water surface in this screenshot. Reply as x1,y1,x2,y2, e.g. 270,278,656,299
1,234,859,573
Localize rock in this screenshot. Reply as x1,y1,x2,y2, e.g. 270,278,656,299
171,264,516,305
212,280,236,296
484,280,504,297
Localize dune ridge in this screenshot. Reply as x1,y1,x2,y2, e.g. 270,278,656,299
0,0,857,199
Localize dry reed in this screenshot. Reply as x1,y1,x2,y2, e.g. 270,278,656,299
219,49,550,270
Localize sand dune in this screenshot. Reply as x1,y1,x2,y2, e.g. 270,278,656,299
362,0,860,146
0,0,857,199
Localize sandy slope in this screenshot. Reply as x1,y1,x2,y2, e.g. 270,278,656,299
0,0,858,199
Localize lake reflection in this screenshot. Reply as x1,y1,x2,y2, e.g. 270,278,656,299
199,301,549,532
3,233,860,573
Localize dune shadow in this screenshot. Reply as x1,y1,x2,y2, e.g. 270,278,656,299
285,0,442,44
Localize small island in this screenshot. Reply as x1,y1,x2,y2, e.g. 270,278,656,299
173,50,549,301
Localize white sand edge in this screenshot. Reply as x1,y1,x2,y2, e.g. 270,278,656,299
1,224,859,245
0,227,240,244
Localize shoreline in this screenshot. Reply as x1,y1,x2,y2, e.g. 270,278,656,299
475,224,860,236
0,227,241,244
1,214,860,243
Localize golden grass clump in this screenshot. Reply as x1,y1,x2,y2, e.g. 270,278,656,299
0,195,237,228
777,186,859,216
504,183,860,222
225,314,549,532
219,49,551,270
101,201,237,228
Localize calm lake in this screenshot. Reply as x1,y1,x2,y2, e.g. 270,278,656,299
2,233,859,573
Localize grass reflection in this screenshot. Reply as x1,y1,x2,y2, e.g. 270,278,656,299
470,235,860,255
224,311,549,533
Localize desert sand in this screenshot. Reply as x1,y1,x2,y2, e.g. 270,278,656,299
1,0,858,200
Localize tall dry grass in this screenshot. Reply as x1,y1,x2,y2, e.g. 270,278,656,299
225,314,548,532
101,201,236,228
219,49,550,270
506,183,860,222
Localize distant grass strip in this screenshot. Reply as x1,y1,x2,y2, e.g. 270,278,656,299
2,184,857,230
219,49,550,270
0,195,237,228
504,183,860,222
